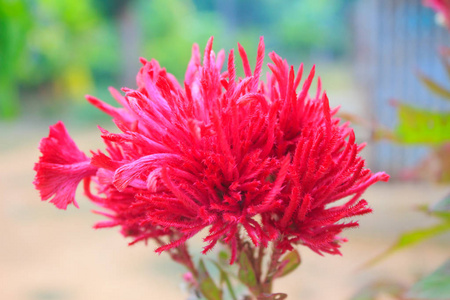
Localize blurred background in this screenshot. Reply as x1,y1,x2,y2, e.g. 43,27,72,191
1,0,449,299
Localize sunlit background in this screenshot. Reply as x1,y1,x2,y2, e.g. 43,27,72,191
1,0,449,299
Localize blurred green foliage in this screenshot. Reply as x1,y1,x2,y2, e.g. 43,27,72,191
367,194,450,267
394,55,450,146
406,258,450,299
393,49,450,182
0,0,31,118
135,0,226,80
0,0,352,120
373,45,450,300
277,0,351,58
395,103,450,145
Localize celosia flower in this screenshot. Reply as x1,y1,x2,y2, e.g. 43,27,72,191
34,37,389,264
424,0,450,29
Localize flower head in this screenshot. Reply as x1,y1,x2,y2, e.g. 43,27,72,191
34,37,388,263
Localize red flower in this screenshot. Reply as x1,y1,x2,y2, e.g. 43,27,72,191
424,0,450,29
34,37,389,263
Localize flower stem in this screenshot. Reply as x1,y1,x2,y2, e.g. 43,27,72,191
238,240,284,298
262,244,283,294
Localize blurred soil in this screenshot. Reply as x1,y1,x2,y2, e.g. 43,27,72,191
1,124,449,300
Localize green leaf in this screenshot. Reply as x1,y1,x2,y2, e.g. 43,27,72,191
429,194,450,221
209,259,238,300
406,259,450,299
349,281,405,300
238,252,258,289
418,72,450,100
274,249,301,278
198,259,222,300
218,268,237,300
257,293,288,300
389,222,450,251
430,194,450,213
366,222,450,266
395,103,450,145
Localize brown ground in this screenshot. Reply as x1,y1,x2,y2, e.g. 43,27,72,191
1,124,449,300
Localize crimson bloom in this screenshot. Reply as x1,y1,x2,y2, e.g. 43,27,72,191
34,37,388,264
424,0,450,29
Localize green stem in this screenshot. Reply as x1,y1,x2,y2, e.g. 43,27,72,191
155,236,199,278
262,244,283,294
240,241,282,298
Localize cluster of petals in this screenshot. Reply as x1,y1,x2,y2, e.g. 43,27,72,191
34,37,389,263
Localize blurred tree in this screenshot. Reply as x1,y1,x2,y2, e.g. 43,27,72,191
91,0,139,87
135,0,226,80
0,0,353,120
193,0,353,61
275,0,352,59
2,0,123,119
0,0,31,118
92,0,132,17
24,0,101,100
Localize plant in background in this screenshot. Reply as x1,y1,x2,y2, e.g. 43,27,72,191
367,62,450,299
350,2,450,299
34,37,388,299
393,46,450,183
0,0,30,118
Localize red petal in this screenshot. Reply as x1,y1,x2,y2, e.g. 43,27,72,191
34,122,97,209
